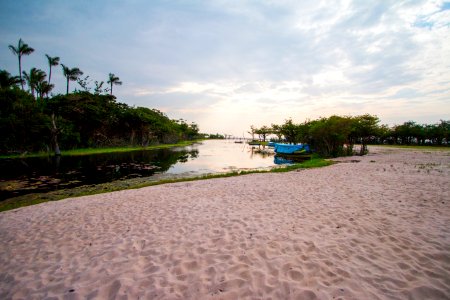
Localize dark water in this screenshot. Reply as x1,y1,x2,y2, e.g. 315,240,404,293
0,140,296,200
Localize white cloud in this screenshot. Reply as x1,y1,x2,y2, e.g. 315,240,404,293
1,0,449,135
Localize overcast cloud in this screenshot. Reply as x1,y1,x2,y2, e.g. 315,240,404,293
1,0,449,135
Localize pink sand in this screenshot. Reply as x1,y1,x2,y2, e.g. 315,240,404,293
0,146,449,299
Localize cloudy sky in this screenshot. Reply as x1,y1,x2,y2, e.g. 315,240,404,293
1,0,449,136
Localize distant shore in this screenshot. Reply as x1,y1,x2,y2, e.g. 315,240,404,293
0,146,449,299
0,140,201,159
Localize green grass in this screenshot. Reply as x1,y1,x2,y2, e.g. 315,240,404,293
0,157,333,212
373,144,450,151
0,140,200,159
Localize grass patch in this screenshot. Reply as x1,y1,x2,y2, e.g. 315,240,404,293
0,157,333,212
270,157,333,172
0,140,200,159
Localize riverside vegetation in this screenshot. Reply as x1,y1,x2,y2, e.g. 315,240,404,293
3,39,447,158
250,115,449,157
1,38,448,211
1,39,200,156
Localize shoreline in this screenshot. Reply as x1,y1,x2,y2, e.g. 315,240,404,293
0,146,449,299
0,157,332,212
0,140,201,159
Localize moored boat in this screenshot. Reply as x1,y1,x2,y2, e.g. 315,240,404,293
273,143,311,155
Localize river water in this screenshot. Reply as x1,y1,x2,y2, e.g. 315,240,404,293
0,140,294,200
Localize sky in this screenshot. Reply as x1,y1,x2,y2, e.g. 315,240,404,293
1,0,449,136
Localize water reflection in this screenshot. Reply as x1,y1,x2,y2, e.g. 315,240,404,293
0,148,198,200
274,156,295,165
167,140,276,174
0,140,291,200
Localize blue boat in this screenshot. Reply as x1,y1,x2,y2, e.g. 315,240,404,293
274,143,310,155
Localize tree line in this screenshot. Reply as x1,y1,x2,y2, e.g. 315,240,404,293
1,39,199,155
6,38,122,97
250,115,449,157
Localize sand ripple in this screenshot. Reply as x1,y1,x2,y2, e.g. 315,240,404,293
0,146,449,299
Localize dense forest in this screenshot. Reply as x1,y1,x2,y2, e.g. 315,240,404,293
1,39,199,155
251,115,450,157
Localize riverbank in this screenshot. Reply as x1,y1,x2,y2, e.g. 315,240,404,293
0,146,449,299
0,140,201,159
0,157,331,212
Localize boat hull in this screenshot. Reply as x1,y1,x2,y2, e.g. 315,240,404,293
273,143,310,155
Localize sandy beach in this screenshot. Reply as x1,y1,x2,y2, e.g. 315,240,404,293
0,146,449,299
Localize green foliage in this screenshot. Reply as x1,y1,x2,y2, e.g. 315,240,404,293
271,124,283,141
254,125,272,142
76,75,92,92
8,38,34,90
61,64,83,94
270,157,333,172
0,86,200,155
0,88,50,153
107,73,122,95
280,119,299,144
350,114,380,155
0,70,22,89
205,133,225,139
308,116,353,157
1,40,199,155
22,67,46,98
390,120,450,146
45,54,59,85
268,115,448,158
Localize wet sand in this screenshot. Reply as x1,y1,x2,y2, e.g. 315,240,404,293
0,146,449,299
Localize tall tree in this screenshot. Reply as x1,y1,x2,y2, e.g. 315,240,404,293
8,38,34,90
35,80,54,99
248,125,256,141
271,124,283,141
0,70,22,89
22,68,46,98
107,73,122,95
45,54,60,85
255,126,272,142
61,64,83,94
351,114,380,155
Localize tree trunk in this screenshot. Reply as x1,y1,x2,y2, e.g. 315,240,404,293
51,113,61,156
130,129,135,145
359,139,367,156
66,77,69,95
19,56,24,90
48,66,52,85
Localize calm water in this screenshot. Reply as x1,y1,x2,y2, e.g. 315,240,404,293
0,140,295,200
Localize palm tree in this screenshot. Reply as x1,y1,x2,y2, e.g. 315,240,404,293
22,67,46,98
45,54,60,85
8,38,34,90
107,73,122,95
35,80,54,99
61,64,83,94
0,70,22,89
